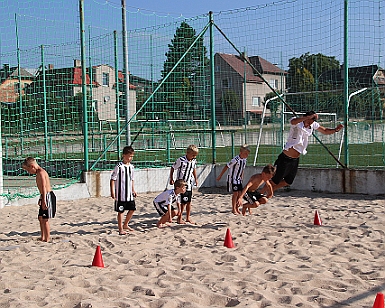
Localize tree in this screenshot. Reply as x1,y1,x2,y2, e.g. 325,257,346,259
221,90,240,125
158,21,209,120
286,53,340,112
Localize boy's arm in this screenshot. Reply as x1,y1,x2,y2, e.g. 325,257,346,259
36,170,48,209
216,165,228,181
110,179,116,199
169,167,175,185
167,203,173,222
237,180,252,205
193,169,198,186
132,180,137,197
265,181,274,198
176,202,181,216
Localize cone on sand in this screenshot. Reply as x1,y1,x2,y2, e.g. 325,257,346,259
372,292,384,308
314,210,322,226
224,228,235,248
92,245,105,268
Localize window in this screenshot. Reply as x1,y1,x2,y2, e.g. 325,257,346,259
269,79,278,89
222,78,231,88
252,97,261,107
102,72,109,86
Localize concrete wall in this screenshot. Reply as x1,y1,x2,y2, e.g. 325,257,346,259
83,164,384,198
5,165,383,207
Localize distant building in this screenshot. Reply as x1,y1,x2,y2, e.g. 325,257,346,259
319,64,385,92
23,60,136,123
214,53,286,124
0,64,35,104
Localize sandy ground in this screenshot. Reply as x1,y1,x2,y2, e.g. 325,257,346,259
0,188,384,308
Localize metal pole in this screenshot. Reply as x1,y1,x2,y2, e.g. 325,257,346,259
0,105,3,209
343,0,349,167
114,30,121,158
121,0,131,145
79,0,89,171
253,95,283,166
88,25,95,151
41,45,49,160
243,48,247,144
209,11,216,163
15,14,23,151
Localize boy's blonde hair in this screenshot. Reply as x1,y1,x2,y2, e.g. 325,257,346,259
186,144,199,154
240,144,250,153
174,179,187,189
22,157,36,168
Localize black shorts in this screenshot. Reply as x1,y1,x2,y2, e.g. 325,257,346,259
243,191,265,205
114,200,136,212
153,201,176,216
180,190,192,204
38,191,56,219
227,183,243,193
271,152,299,185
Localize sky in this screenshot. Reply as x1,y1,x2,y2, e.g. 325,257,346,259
0,0,383,73
100,0,269,18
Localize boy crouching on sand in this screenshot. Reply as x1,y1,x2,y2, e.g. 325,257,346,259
22,157,56,242
237,164,276,216
153,179,187,228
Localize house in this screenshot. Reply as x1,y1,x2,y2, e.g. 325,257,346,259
90,63,136,122
318,64,385,92
214,53,286,124
0,64,35,104
25,60,136,124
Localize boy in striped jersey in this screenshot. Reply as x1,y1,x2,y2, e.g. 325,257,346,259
110,146,137,235
216,144,250,215
153,179,187,228
169,145,199,224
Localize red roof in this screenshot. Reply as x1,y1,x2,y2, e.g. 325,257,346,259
73,67,98,86
118,71,136,90
217,53,285,82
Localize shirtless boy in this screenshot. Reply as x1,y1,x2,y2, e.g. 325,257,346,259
237,164,276,216
22,157,56,242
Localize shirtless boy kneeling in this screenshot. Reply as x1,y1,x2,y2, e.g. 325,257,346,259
237,164,275,216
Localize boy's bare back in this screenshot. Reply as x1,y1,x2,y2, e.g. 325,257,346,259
246,173,266,191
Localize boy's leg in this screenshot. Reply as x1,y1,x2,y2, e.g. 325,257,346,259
39,217,50,242
38,216,44,241
117,212,126,234
185,202,194,224
123,210,135,231
242,202,260,216
232,192,241,215
177,204,186,224
157,211,174,228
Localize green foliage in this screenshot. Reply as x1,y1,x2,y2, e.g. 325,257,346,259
157,21,209,120
221,89,240,124
286,53,341,112
1,91,99,136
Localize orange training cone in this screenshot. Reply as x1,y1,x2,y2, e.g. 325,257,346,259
92,245,105,268
224,228,235,248
372,292,384,308
314,210,322,226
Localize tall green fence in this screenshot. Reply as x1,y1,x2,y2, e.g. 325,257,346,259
0,0,384,202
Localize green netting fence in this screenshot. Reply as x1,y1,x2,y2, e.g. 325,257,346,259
0,0,384,203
